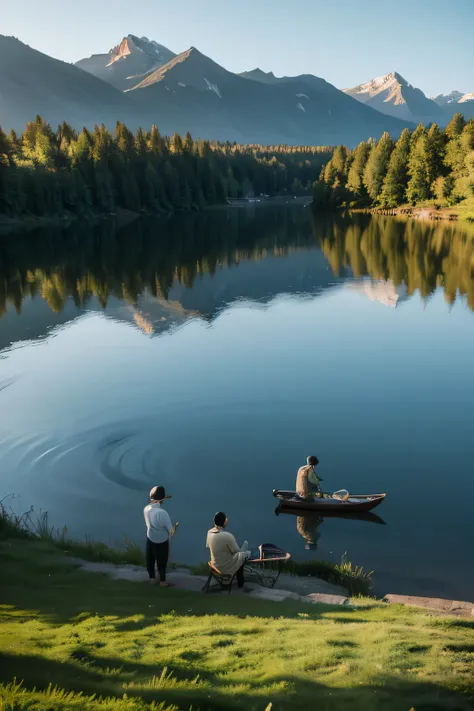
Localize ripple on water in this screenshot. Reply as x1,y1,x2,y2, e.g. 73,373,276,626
0,400,296,515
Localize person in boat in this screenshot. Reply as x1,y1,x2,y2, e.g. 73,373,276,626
144,486,174,587
296,455,323,500
206,512,249,588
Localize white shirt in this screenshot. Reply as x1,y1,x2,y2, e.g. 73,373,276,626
144,502,172,544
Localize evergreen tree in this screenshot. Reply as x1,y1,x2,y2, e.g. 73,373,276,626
445,113,466,140
346,141,371,200
0,127,11,166
114,122,135,162
134,127,148,156
379,128,411,207
7,129,21,157
406,133,431,204
461,120,474,152
363,132,395,202
410,123,426,145
330,145,349,182
425,124,446,187
184,132,195,154
170,132,184,154
147,125,164,155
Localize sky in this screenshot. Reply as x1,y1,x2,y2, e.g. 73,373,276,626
2,0,473,96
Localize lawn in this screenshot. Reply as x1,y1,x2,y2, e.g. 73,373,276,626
1,538,473,711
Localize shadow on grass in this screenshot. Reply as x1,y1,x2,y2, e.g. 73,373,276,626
444,643,474,653
1,652,473,711
444,619,474,629
113,617,157,633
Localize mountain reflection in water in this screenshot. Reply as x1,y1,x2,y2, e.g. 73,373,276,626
1,209,474,344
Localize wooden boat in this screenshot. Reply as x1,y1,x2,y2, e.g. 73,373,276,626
273,489,386,513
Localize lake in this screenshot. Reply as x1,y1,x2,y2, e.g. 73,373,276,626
1,207,474,600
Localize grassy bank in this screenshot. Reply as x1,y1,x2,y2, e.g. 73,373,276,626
1,537,474,711
0,504,372,595
1,513,474,710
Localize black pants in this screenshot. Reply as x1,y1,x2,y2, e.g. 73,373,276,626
236,563,245,588
146,538,169,582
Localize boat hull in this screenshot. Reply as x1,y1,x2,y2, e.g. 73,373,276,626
273,490,386,513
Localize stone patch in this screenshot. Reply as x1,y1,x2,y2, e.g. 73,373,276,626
384,594,474,618
302,593,349,606
247,588,301,603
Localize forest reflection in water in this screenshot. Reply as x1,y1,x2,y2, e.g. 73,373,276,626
1,208,474,322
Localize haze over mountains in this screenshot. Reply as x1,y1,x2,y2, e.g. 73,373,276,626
1,32,472,147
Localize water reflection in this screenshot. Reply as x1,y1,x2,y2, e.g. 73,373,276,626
1,209,474,344
1,206,473,601
318,214,474,309
346,279,409,308
275,507,387,551
296,513,324,550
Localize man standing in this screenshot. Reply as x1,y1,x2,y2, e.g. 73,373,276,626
144,486,173,587
296,455,323,500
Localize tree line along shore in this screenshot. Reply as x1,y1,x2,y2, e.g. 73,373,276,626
0,116,330,221
313,113,474,220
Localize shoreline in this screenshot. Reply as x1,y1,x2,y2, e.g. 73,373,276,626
0,197,313,233
2,505,473,613
350,206,461,221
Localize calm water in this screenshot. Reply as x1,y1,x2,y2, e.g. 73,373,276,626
1,208,474,600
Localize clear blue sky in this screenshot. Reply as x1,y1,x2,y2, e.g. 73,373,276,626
3,0,473,96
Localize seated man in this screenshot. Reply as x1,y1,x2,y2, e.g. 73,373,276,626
296,455,323,500
206,511,248,588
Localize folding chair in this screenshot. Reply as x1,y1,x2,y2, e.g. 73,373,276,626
202,562,237,594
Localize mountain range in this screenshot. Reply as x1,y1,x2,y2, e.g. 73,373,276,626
343,72,474,124
0,33,472,147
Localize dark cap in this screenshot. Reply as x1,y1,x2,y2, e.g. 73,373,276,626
150,485,166,501
307,455,319,466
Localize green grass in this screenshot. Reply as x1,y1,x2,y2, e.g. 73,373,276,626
1,537,474,711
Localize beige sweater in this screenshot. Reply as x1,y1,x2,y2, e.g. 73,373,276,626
296,464,313,499
206,528,246,576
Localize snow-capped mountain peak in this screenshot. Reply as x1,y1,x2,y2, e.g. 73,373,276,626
343,71,442,122
75,35,175,90
344,72,410,100
107,35,172,67
431,90,464,106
